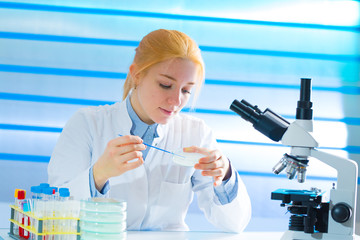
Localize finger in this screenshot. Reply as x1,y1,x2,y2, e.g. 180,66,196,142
197,155,214,164
123,157,144,171
198,150,222,164
201,168,224,178
106,143,145,159
118,142,146,156
115,150,143,164
195,160,224,171
183,146,210,155
213,176,223,186
183,146,223,164
108,135,143,147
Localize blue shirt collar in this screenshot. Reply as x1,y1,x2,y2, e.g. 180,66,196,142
126,95,159,141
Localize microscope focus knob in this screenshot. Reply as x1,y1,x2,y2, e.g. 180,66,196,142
331,202,352,223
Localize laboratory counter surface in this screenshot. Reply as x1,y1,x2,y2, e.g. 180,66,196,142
1,229,360,240
0,229,282,240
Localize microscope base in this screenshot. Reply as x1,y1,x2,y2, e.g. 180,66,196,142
280,230,355,240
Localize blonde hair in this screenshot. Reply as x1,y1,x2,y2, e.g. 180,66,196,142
122,29,205,106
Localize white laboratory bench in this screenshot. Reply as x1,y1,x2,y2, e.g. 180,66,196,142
0,201,288,232
0,228,284,240
1,229,360,240
2,201,360,240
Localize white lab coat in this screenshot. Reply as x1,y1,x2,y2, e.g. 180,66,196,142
48,100,251,232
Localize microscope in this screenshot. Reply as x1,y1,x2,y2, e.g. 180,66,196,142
230,78,358,240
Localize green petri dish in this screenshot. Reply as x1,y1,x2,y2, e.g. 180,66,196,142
80,209,126,223
80,198,127,213
81,229,126,240
80,221,126,233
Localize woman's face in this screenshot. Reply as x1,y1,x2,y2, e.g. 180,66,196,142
130,58,198,125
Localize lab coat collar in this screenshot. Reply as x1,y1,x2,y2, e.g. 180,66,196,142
113,100,132,136
126,95,159,139
156,123,165,141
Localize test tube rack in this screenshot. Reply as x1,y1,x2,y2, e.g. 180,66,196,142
9,205,80,240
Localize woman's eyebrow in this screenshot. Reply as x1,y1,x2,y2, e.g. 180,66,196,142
160,74,176,81
160,74,195,85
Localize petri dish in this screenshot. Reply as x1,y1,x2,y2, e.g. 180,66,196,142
80,198,126,213
172,150,206,167
79,210,126,223
81,230,126,240
80,221,126,233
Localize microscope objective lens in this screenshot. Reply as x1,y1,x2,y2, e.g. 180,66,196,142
272,157,288,175
297,165,307,183
286,161,298,180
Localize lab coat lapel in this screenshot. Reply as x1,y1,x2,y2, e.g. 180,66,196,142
109,100,149,230
112,101,132,136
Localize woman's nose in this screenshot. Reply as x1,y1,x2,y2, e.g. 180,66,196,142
168,90,182,106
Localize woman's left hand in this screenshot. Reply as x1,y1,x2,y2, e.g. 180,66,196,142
184,146,231,187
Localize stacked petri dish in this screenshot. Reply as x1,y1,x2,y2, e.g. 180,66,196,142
80,198,127,240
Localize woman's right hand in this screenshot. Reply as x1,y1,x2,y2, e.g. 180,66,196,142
93,135,146,191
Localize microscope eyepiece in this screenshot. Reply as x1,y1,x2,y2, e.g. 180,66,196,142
296,78,313,120
230,99,290,142
230,99,261,124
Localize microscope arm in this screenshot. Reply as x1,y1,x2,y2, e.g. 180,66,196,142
310,149,358,192
311,149,357,236
283,122,358,235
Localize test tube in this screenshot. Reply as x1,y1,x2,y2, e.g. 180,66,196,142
70,200,80,240
29,187,36,240
59,188,70,240
32,186,46,240
13,189,20,236
43,187,55,240
30,185,42,239
22,201,31,239
31,186,39,214
16,190,26,238
51,187,59,200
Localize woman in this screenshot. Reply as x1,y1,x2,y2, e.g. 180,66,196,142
48,29,251,232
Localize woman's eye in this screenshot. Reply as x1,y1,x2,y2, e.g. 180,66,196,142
182,89,191,94
160,83,171,89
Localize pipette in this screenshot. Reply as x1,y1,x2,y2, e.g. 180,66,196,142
118,134,185,158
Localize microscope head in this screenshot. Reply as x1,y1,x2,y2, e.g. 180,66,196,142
230,78,314,183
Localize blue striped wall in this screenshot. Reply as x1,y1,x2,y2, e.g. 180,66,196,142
0,0,359,226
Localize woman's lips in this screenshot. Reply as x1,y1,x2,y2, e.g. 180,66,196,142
160,107,174,116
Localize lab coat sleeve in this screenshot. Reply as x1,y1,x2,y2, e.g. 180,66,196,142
213,164,238,204
192,120,252,233
193,167,251,233
48,109,93,200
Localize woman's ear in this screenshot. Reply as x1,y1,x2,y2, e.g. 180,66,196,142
129,64,140,87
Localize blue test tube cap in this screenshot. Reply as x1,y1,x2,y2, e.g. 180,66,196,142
23,202,30,212
59,188,70,198
40,183,50,188
31,186,41,194
43,187,54,195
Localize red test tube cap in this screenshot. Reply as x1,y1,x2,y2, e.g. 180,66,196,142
17,190,26,200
